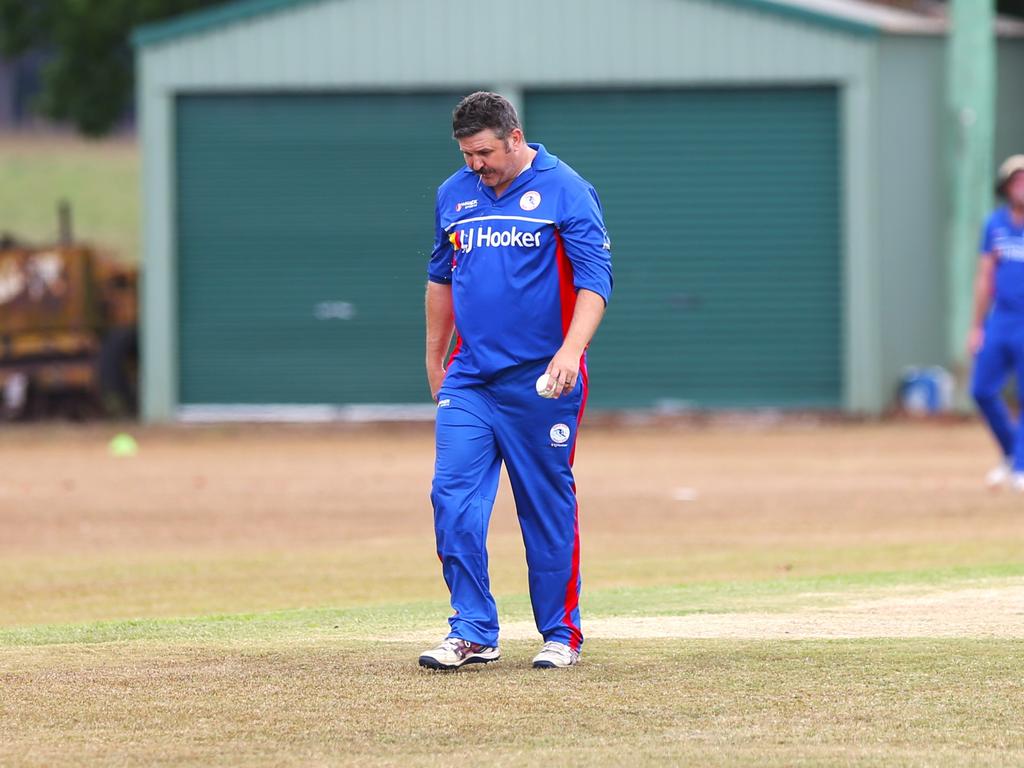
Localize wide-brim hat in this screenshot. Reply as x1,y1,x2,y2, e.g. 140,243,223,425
997,155,1024,197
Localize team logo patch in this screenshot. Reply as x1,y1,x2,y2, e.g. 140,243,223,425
455,199,478,212
519,191,542,211
549,423,571,445
993,229,1024,262
437,398,451,408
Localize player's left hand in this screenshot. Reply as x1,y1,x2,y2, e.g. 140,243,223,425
544,347,581,399
967,325,985,357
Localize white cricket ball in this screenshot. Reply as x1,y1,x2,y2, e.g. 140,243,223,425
535,373,557,399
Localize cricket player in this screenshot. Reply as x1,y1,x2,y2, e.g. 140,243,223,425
970,155,1024,489
419,92,613,670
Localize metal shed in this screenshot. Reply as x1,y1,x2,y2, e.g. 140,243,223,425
134,0,1024,421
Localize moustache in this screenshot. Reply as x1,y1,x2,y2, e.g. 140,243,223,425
475,168,496,177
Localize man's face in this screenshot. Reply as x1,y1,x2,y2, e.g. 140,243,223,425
1007,171,1024,207
458,128,523,190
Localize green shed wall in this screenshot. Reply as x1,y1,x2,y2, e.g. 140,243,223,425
527,87,841,408
876,36,945,400
175,93,460,407
137,0,884,420
872,36,1024,405
995,43,1024,189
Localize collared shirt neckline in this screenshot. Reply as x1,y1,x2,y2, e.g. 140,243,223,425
471,143,558,201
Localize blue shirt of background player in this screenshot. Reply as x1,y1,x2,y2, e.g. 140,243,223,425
981,206,1024,315
427,143,613,386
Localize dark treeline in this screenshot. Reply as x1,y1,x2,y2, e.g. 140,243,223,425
0,0,230,136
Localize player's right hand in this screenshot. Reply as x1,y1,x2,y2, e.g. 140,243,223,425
967,326,985,357
427,365,446,402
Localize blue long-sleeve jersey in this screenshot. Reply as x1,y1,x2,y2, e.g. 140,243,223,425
428,143,613,386
982,206,1024,315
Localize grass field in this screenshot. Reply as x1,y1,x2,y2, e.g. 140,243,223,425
0,135,139,262
1,419,1023,766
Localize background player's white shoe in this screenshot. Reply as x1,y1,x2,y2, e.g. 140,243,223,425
1011,473,1024,493
418,638,499,670
532,641,580,669
985,460,1013,488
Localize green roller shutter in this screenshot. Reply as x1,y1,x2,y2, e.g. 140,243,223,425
526,88,841,408
175,93,462,405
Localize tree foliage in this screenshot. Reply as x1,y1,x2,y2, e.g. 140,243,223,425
1000,0,1024,19
0,0,230,136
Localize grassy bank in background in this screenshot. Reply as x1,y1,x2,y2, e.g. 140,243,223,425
0,135,138,262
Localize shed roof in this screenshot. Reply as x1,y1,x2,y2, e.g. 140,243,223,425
767,0,1024,35
131,0,1024,49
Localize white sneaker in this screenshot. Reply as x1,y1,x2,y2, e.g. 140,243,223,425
986,460,1013,488
532,641,580,669
418,637,500,670
1011,473,1024,493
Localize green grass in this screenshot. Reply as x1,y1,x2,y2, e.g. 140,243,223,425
2,566,1022,765
2,637,1022,767
4,537,1023,631
3,422,1024,764
2,562,1020,647
0,137,139,262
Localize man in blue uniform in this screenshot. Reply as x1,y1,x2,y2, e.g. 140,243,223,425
419,92,613,670
970,155,1024,489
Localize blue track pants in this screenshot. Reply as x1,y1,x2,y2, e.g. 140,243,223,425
971,312,1024,469
431,360,587,651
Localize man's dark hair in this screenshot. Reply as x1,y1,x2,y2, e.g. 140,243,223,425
452,92,521,140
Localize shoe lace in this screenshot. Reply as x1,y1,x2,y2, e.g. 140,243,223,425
438,638,465,652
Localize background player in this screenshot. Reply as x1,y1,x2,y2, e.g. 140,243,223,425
419,92,613,670
969,155,1024,489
